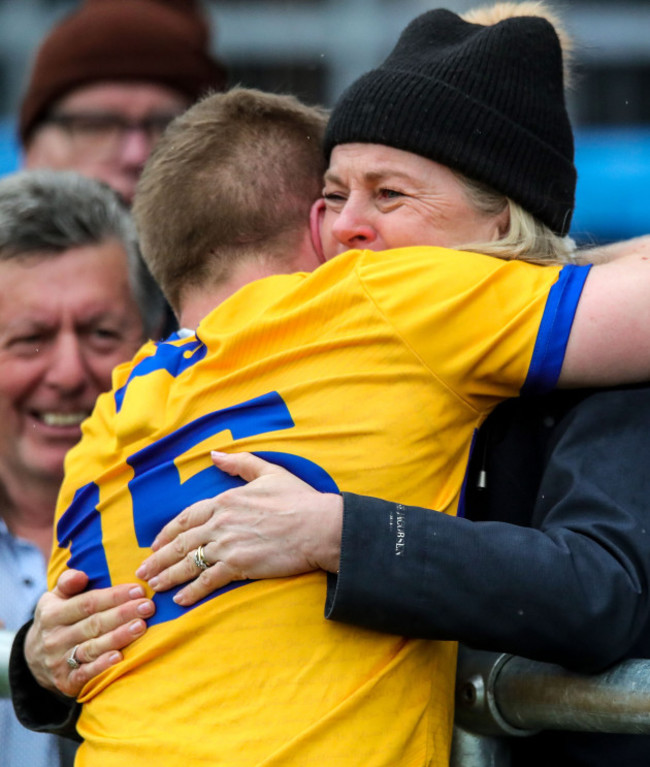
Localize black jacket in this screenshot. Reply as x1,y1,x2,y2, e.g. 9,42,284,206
10,621,81,742
327,386,650,765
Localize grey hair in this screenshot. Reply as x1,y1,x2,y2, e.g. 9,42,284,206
0,169,166,337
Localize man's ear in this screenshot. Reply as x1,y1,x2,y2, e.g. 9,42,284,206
309,199,326,264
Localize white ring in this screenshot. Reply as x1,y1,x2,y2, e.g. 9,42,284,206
66,644,81,670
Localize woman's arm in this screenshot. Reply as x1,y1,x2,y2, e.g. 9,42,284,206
139,386,650,673
560,253,650,386
578,234,650,265
329,386,650,672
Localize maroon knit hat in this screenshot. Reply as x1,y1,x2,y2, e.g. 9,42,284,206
19,0,228,144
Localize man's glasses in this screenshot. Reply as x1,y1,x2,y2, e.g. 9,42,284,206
44,111,181,156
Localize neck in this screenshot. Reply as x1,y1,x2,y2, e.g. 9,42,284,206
178,258,288,329
0,472,60,559
178,234,324,329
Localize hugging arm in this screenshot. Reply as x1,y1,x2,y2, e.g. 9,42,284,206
137,390,650,672
560,253,650,386
328,386,650,672
19,384,646,744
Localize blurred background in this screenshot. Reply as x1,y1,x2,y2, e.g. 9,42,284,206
0,0,647,244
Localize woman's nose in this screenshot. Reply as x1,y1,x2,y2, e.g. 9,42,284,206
331,199,378,249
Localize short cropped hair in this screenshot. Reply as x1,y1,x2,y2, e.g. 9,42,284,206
133,88,329,311
0,169,166,337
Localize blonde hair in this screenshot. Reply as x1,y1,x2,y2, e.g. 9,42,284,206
133,88,328,311
455,172,576,265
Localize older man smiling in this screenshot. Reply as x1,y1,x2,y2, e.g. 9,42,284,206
0,169,161,767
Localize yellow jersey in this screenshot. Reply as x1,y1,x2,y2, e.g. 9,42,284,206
50,246,589,766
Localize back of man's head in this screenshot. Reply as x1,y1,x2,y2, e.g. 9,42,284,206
133,88,329,312
20,0,227,146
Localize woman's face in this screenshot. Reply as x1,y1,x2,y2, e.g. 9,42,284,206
319,143,509,260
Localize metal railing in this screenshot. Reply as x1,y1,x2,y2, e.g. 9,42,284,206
451,646,650,766
3,629,650,766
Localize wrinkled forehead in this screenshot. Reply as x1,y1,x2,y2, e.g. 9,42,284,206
325,142,453,188
0,243,133,322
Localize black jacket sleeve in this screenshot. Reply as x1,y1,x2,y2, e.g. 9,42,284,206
9,620,82,741
326,386,650,673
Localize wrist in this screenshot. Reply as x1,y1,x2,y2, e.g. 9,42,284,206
24,624,58,693
310,493,343,573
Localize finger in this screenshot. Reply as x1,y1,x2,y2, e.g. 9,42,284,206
41,582,148,629
210,450,286,482
53,602,154,695
150,499,214,551
172,561,239,607
45,598,153,676
63,650,124,697
140,526,207,577
147,548,208,592
75,598,155,647
74,611,151,665
53,569,89,598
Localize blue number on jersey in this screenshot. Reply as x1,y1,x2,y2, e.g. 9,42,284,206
56,391,338,626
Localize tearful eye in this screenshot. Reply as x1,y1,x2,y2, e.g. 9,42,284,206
378,188,402,200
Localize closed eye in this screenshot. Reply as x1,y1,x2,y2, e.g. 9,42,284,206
322,190,347,210
6,334,47,356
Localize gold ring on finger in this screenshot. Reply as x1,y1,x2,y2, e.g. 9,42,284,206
193,545,211,571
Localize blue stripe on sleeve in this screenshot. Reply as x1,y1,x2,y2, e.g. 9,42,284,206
521,263,592,395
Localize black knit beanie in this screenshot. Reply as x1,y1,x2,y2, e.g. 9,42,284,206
324,8,576,236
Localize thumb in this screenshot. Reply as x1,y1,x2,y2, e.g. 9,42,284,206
210,451,287,483
53,569,89,598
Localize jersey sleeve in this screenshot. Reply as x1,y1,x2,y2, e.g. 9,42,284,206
357,246,591,412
